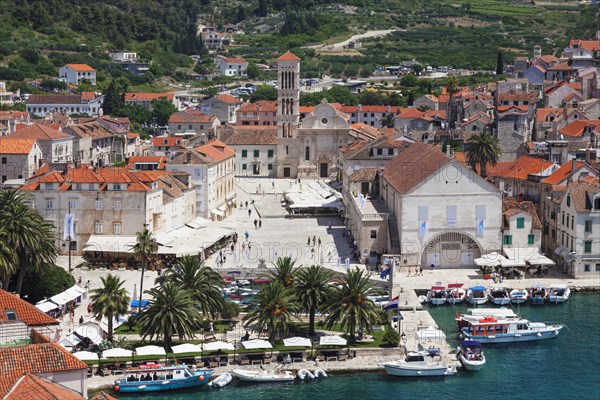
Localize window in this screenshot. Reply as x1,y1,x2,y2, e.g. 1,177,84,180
585,220,593,233
95,200,103,211
503,235,512,245
584,264,590,272
75,183,82,190
561,212,565,225
571,216,574,229
285,146,289,155
584,241,592,253
566,195,571,207
253,150,259,157
194,169,202,178
268,163,273,170
516,217,525,229
241,150,248,158
46,200,53,209
68,200,76,210
113,184,122,191
5,310,16,321
305,146,310,161
528,234,535,245
1,157,6,164
114,200,121,211
242,164,247,170
267,149,274,158
370,230,377,239
95,221,102,234
114,222,121,234
596,263,600,272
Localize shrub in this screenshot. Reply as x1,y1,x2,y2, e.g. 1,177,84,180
383,326,401,347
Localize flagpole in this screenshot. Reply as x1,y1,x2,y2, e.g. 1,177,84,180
68,202,72,274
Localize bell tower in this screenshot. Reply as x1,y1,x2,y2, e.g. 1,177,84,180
276,51,301,178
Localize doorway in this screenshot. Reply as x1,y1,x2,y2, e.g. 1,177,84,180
319,163,328,178
283,167,291,178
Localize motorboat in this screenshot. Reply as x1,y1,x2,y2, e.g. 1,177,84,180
426,285,447,306
510,288,529,304
238,288,259,296
382,351,457,377
236,279,251,287
455,307,518,329
208,372,232,388
296,369,315,380
114,365,213,393
457,340,485,371
488,287,510,305
548,284,571,303
466,286,488,306
461,316,564,343
529,284,548,305
231,368,295,383
446,283,466,305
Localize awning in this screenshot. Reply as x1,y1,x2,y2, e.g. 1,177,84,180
102,348,133,358
474,252,506,267
319,335,347,346
241,339,273,350
211,209,225,217
504,247,555,266
171,343,202,355
73,351,99,361
130,299,150,309
203,341,235,351
36,300,59,312
83,235,137,254
283,337,312,347
49,292,74,306
500,258,526,267
135,345,166,357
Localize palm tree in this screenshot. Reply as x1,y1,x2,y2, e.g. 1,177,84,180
0,189,58,293
90,274,129,342
445,75,459,129
267,256,298,288
464,132,502,178
162,255,225,318
322,268,380,341
243,281,298,341
137,283,200,351
133,228,158,314
380,113,395,128
0,227,16,288
294,265,333,336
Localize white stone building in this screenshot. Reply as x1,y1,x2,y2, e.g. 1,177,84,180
200,94,244,124
8,124,74,163
0,138,42,182
26,93,103,117
58,64,97,85
216,57,248,76
223,127,278,176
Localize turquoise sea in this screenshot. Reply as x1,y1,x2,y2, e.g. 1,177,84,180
115,294,600,400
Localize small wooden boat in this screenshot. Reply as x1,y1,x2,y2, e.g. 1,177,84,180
466,286,488,306
446,283,466,305
457,340,485,371
529,284,548,305
510,288,528,304
548,284,571,303
488,287,510,305
114,365,213,393
232,368,295,383
427,285,447,306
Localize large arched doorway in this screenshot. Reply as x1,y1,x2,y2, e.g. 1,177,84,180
421,232,481,268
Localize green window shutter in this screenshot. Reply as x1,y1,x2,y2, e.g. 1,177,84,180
517,217,525,229
254,150,259,157
504,235,512,245
267,149,274,158
241,150,248,158
242,164,247,170
528,234,535,245
584,241,592,253
268,164,273,170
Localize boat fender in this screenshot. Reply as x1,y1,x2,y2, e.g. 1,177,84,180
114,385,120,392
200,375,205,381
138,385,146,390
536,332,542,337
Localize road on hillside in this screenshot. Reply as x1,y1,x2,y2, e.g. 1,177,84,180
305,28,404,50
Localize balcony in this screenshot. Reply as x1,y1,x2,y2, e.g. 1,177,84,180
348,192,388,222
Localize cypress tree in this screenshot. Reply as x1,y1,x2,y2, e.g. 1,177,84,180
496,50,504,75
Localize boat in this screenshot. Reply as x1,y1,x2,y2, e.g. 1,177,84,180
418,295,429,304
510,288,529,304
208,372,232,388
457,340,485,371
548,284,571,303
313,369,327,378
231,368,295,383
529,284,548,305
382,351,457,377
466,286,489,306
114,365,213,393
488,287,511,305
455,308,518,329
296,369,315,380
236,279,251,286
426,285,447,306
461,316,565,343
446,283,466,305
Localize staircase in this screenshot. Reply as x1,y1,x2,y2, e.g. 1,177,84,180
388,217,400,253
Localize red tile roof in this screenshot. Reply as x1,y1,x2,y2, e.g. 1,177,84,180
502,198,543,229
559,120,600,138
566,181,600,212
128,156,167,170
536,108,564,123
224,131,277,145
547,62,573,71
383,141,451,195
90,391,118,400
222,57,247,63
152,136,185,147
542,161,586,185
486,155,556,181
9,124,71,140
0,138,38,154
238,100,277,113
5,374,84,400
196,138,235,162
278,52,301,61
0,111,29,120
497,105,529,113
569,39,600,52
214,94,243,105
124,93,174,101
168,110,215,124
65,63,95,72
0,290,59,326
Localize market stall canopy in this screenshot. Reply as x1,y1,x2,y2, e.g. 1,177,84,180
83,235,136,254
504,247,555,266
241,339,273,350
171,343,202,355
500,258,526,267
203,341,235,351
285,181,344,210
102,348,133,358
474,252,506,267
283,337,312,347
35,299,59,313
130,299,150,309
319,335,347,346
415,326,446,341
135,345,166,357
73,351,99,361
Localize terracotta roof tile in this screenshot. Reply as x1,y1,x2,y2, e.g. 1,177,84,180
502,198,543,229
349,168,379,182
221,57,247,63
547,62,573,71
486,155,556,180
152,136,185,147
542,161,586,185
278,51,301,61
497,105,529,113
0,138,38,154
124,93,174,101
5,374,84,400
9,124,71,140
383,142,451,195
536,108,564,123
566,181,600,212
214,94,243,105
196,138,235,162
0,290,59,326
168,110,215,124
559,120,600,138
224,131,277,145
90,391,118,400
65,63,95,72
238,100,277,113
569,39,600,52
128,156,167,170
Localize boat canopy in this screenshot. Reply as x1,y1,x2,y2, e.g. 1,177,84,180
447,283,463,288
461,340,482,347
431,286,445,290
470,286,486,291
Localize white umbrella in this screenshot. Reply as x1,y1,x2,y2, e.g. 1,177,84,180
35,300,59,313
319,335,347,346
415,326,446,341
203,341,235,351
283,337,312,347
72,351,99,361
241,339,273,350
135,345,166,357
171,343,202,355
474,252,505,267
102,348,133,359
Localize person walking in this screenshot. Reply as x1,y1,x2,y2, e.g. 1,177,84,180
307,237,311,246
248,209,252,217
87,302,92,317
254,219,258,229
258,220,262,229
245,201,248,208
312,236,316,246
317,237,321,247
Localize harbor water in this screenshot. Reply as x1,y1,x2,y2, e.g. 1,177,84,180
115,294,600,400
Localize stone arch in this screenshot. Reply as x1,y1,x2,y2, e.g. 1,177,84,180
420,231,482,268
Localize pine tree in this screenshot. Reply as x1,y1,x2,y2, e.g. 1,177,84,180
102,80,124,116
496,50,504,75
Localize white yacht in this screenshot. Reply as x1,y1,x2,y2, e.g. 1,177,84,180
548,284,571,303
382,351,457,377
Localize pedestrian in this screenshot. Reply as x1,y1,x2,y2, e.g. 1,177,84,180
245,201,248,208
231,243,235,252
401,332,407,346
79,316,84,325
85,280,90,290
307,237,311,246
328,220,332,230
242,242,246,251
311,248,315,258
254,219,258,229
248,209,252,217
77,276,82,285
248,242,252,251
272,181,275,189
209,321,214,333
317,237,321,247
87,303,92,317
245,231,249,240
418,266,423,276
258,220,262,229
312,236,316,246
407,267,412,277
